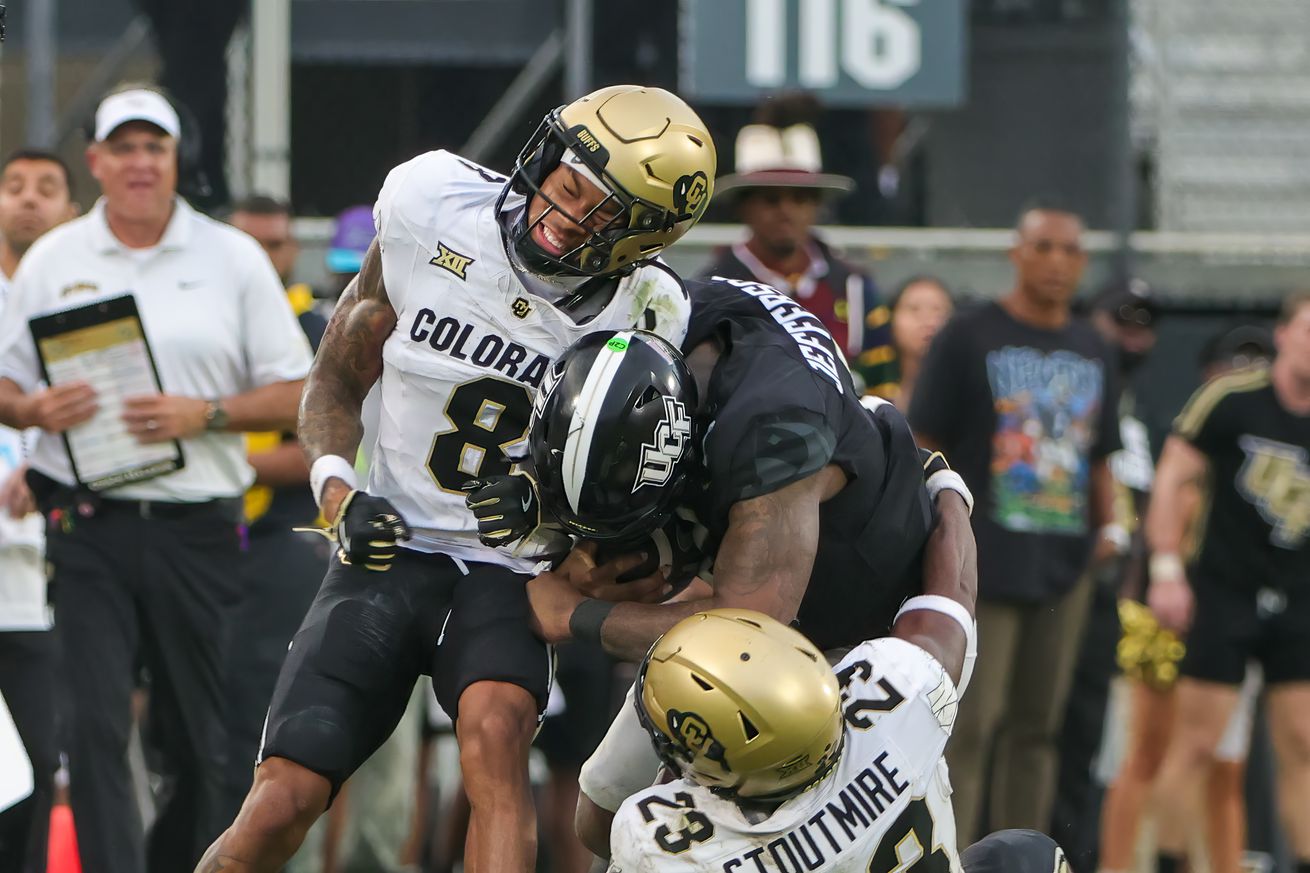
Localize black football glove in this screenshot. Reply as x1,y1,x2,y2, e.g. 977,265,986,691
918,447,974,515
331,490,412,571
462,473,543,547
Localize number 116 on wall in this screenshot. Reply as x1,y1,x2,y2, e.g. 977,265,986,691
747,0,922,89
680,0,963,107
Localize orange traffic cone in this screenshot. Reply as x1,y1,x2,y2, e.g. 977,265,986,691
47,803,81,873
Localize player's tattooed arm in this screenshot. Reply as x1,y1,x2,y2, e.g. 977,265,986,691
593,469,834,662
298,238,396,517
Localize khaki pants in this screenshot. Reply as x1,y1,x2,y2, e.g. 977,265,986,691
946,574,1094,844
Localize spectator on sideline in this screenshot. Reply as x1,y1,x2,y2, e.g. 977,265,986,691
697,95,894,394
322,205,375,306
1148,293,1310,873
229,195,301,288
885,274,953,410
0,147,77,873
1051,278,1160,869
910,200,1122,843
1097,323,1276,873
223,196,331,822
0,86,312,873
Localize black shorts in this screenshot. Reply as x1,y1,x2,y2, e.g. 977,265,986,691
1180,574,1310,686
258,549,553,795
534,640,618,768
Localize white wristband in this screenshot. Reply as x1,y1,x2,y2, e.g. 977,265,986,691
895,594,973,638
926,469,974,517
895,594,978,695
1149,552,1185,584
1099,523,1131,554
310,454,359,510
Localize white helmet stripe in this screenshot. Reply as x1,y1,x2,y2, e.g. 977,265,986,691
562,332,635,515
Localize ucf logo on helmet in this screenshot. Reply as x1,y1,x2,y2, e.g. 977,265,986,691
633,396,692,493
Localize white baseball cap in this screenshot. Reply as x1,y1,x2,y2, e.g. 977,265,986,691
94,89,181,142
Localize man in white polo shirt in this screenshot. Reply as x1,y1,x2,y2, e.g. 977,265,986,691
0,146,77,873
0,86,312,873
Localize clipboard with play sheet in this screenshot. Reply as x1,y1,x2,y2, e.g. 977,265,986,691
29,294,184,491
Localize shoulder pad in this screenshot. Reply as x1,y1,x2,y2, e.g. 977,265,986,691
622,263,690,345
374,150,504,250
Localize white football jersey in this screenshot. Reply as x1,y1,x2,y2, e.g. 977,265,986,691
368,150,690,571
609,638,962,873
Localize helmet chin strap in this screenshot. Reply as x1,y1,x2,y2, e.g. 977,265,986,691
498,203,593,297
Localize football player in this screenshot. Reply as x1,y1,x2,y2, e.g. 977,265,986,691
608,608,1070,873
465,277,978,855
196,85,716,873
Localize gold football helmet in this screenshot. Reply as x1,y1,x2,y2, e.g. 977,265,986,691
502,84,716,277
635,609,843,800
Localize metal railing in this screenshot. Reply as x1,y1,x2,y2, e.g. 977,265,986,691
285,221,1307,305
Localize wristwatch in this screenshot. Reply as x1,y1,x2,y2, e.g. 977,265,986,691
203,399,230,431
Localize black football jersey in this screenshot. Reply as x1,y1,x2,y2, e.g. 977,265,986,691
681,278,934,651
1174,367,1310,590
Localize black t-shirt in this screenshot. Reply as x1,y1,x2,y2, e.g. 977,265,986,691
1173,367,1310,591
909,302,1121,603
682,278,933,651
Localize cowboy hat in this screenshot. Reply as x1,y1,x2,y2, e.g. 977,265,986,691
714,123,855,199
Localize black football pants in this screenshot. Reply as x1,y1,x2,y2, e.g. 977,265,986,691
220,527,330,824
45,500,240,873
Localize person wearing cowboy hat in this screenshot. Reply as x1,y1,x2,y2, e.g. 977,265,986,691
698,98,895,395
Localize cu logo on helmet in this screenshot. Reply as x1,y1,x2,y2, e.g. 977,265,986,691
678,714,711,749
633,397,692,493
673,171,709,220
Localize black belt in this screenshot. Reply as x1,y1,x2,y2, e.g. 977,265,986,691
26,470,241,523
94,496,240,521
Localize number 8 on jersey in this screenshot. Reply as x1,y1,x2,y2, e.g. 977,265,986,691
428,376,533,493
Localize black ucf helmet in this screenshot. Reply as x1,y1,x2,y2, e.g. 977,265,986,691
498,85,716,278
530,330,698,544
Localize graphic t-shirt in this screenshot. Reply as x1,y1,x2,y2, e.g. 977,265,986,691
909,302,1121,603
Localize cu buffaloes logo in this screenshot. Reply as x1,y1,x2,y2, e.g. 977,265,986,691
430,242,475,280
673,171,710,220
511,297,532,319
666,708,728,767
